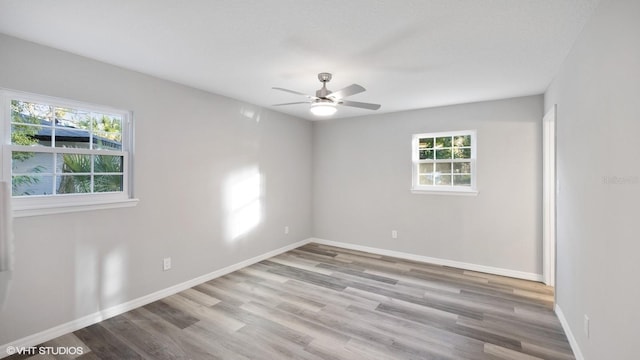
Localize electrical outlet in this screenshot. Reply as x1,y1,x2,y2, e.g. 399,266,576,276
584,315,590,338
391,230,398,239
163,257,171,271
284,226,289,235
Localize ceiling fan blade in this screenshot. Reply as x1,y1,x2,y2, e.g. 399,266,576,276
327,84,365,100
272,101,312,106
339,100,381,110
272,87,315,98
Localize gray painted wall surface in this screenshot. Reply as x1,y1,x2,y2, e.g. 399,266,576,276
0,34,313,345
313,95,543,274
544,0,640,358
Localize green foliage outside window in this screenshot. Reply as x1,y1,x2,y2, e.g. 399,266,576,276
59,154,123,193
10,100,124,196
10,101,42,194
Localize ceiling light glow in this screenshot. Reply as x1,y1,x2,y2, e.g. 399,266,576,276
310,102,337,116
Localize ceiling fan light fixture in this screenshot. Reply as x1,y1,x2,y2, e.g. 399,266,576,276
273,72,380,115
310,102,337,116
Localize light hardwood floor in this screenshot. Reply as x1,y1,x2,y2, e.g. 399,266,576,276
6,243,574,359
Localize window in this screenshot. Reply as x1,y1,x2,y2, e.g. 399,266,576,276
411,130,477,195
1,89,137,216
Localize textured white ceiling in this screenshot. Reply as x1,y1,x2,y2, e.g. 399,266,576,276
0,0,599,120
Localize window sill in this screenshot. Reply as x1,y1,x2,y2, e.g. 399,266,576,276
410,188,479,196
13,198,139,217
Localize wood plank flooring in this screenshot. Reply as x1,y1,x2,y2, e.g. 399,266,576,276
6,243,574,360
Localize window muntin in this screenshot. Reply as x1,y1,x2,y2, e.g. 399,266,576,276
412,130,476,193
1,90,134,213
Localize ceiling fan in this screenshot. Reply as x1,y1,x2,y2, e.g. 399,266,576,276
272,72,381,116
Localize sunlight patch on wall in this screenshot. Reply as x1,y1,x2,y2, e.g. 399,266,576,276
223,166,263,241
74,241,128,317
101,247,126,305
240,107,261,123
75,242,98,316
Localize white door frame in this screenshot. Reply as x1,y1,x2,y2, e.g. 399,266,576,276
543,105,557,286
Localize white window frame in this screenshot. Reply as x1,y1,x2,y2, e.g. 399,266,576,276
411,130,478,196
0,89,138,217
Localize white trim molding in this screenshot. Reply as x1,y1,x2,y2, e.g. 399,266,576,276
555,304,584,360
410,189,478,196
0,238,313,358
14,197,139,217
310,238,543,282
542,105,557,286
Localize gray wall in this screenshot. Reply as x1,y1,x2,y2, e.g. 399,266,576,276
0,34,313,345
544,0,640,358
313,95,543,275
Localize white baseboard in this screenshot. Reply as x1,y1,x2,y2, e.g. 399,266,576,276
310,238,543,282
0,238,313,359
555,304,584,360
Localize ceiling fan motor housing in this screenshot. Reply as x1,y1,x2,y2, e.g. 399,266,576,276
316,72,333,98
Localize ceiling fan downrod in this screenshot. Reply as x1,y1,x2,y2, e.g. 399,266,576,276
316,72,332,98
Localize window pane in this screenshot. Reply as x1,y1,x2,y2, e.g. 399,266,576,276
57,154,91,173
454,135,471,147
453,175,471,186
93,132,122,150
435,136,451,148
435,149,451,159
95,155,123,173
55,107,91,130
92,113,122,133
11,124,48,147
435,163,451,173
418,138,433,149
56,175,91,194
95,175,123,192
453,148,471,159
11,100,52,125
12,152,53,174
7,94,130,201
413,131,474,190
419,163,434,174
12,175,53,196
434,174,451,185
453,162,472,174
418,175,433,185
54,128,91,148
419,149,433,160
